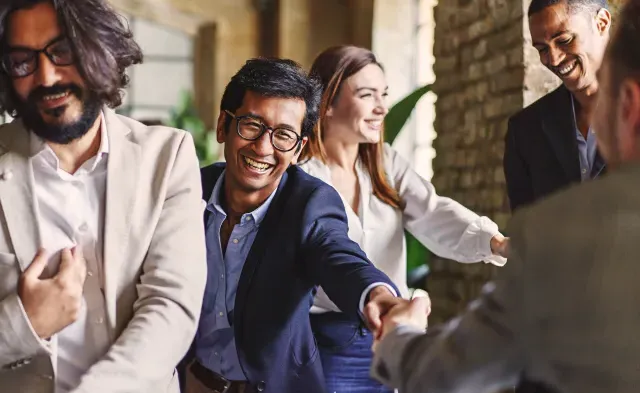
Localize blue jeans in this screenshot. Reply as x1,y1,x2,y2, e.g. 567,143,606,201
310,312,393,393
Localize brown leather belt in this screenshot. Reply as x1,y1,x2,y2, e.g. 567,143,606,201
189,360,250,393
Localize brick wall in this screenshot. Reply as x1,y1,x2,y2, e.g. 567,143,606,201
428,0,552,325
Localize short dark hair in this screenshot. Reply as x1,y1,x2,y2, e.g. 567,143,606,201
220,57,322,138
0,0,143,116
528,0,608,17
605,0,640,94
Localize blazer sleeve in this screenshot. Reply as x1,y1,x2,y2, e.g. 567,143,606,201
71,132,207,393
504,117,535,213
301,184,398,318
370,214,530,393
0,293,53,367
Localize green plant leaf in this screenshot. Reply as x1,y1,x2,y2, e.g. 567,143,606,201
384,84,432,144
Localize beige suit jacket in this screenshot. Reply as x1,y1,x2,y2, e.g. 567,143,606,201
372,163,640,393
0,109,207,393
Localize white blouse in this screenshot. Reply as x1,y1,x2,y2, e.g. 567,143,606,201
299,143,506,314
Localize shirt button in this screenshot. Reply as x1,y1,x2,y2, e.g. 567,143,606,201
232,239,239,244
87,271,93,277
220,274,224,279
79,223,89,232
96,317,104,324
582,168,587,174
245,216,251,221
219,312,224,317
214,352,218,356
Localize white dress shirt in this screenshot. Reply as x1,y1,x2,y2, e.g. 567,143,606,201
29,114,111,393
300,143,506,313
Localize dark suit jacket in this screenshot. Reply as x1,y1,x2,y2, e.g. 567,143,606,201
183,163,397,393
503,85,606,212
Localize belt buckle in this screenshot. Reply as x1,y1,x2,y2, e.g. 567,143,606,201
218,378,232,393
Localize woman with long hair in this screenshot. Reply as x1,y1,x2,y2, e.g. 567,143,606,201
299,45,509,392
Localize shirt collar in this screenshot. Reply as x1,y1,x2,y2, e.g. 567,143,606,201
570,93,594,139
29,111,110,173
207,169,277,226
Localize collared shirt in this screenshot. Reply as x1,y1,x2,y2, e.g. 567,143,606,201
194,170,395,380
195,171,277,380
571,94,598,181
29,113,111,393
300,143,505,313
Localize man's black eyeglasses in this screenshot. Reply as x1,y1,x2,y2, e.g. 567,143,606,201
224,110,302,152
2,36,74,79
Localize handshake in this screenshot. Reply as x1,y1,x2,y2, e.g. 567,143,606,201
363,286,432,351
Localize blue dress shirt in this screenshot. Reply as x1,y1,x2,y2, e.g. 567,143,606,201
193,169,396,381
571,95,597,181
194,171,277,380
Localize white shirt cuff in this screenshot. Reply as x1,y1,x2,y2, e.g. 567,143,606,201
359,282,398,313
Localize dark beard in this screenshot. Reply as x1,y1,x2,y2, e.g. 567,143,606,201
15,84,101,144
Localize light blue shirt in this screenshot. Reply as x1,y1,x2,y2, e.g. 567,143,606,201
571,95,597,181
194,171,277,380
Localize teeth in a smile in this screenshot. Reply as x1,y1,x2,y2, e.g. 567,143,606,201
366,120,383,128
558,61,577,76
43,92,68,101
244,156,269,170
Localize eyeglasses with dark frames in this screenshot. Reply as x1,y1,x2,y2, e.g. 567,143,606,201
1,36,75,79
224,109,302,152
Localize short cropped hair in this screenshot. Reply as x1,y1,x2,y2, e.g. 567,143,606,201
528,0,608,17
220,58,322,138
605,0,640,93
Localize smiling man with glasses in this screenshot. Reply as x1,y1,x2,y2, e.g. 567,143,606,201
178,58,409,393
0,1,207,393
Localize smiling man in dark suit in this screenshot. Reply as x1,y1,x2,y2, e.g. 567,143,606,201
179,58,407,393
504,0,611,212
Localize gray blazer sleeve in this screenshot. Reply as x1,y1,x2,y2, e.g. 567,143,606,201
371,220,529,393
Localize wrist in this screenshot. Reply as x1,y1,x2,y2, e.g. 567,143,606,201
368,285,394,303
490,234,505,255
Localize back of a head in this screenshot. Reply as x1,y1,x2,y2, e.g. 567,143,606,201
220,57,322,138
606,0,640,88
528,0,608,17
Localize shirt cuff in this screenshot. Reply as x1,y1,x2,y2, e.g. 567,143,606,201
359,282,398,314
473,217,507,266
17,295,53,352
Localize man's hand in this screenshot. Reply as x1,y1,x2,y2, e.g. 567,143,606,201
18,247,87,339
490,234,510,258
363,286,408,338
372,296,431,352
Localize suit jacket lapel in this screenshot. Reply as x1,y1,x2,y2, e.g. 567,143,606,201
541,86,581,183
102,109,141,331
0,120,40,272
233,169,290,339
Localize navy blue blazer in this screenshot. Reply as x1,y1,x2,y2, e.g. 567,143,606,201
191,163,397,393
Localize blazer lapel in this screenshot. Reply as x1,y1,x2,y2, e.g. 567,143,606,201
541,86,581,183
102,109,141,332
0,120,40,272
234,170,290,338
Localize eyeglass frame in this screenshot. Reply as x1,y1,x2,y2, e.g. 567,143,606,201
223,109,303,152
1,36,74,79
